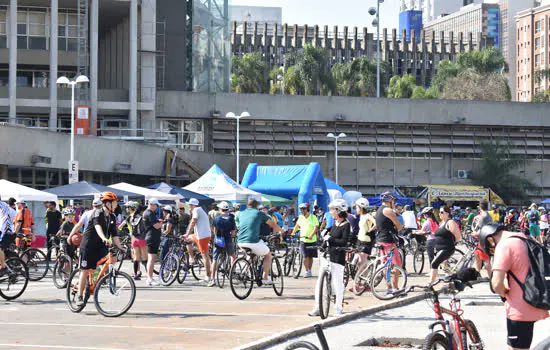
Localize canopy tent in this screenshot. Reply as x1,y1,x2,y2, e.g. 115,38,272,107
261,194,294,206
327,189,343,202
148,182,214,207
109,183,180,202
184,165,261,202
419,184,505,205
367,191,414,207
44,181,144,201
324,179,345,195
343,191,362,208
542,198,550,204
241,162,330,210
0,179,58,202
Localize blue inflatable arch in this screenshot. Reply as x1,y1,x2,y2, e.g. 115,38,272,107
241,163,330,210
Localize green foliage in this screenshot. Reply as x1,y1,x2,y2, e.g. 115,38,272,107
286,45,334,95
411,86,438,99
456,46,508,74
532,89,550,103
231,52,269,93
439,69,511,101
387,74,417,98
331,57,391,97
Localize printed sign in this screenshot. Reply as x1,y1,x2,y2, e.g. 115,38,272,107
68,160,79,184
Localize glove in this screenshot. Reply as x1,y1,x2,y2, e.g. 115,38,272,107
323,234,331,242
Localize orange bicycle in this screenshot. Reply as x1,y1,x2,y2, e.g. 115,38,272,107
66,247,136,317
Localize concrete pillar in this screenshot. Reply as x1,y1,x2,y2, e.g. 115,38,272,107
0,165,8,180
129,0,138,136
8,0,17,124
90,0,98,135
139,0,156,132
49,0,58,132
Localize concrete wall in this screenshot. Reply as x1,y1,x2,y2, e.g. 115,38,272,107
99,17,130,90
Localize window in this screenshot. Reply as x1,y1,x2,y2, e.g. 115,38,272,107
536,54,541,67
0,9,6,48
536,21,541,34
58,12,78,52
536,37,541,50
14,9,48,50
160,119,205,151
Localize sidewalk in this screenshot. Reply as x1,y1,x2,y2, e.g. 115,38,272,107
267,283,550,349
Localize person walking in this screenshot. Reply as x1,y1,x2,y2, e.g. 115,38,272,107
44,201,62,260
413,207,439,265
291,203,319,278
13,199,35,248
184,198,213,284
143,199,163,286
430,205,462,284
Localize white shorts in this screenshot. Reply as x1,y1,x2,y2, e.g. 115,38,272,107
238,240,270,256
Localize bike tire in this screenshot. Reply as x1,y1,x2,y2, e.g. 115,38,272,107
343,264,350,288
21,248,49,281
442,248,465,274
53,254,73,289
271,257,284,296
533,335,550,350
94,270,136,317
66,269,90,313
413,249,425,275
352,261,375,296
283,250,294,276
293,249,304,279
284,341,321,350
229,257,254,300
371,264,408,301
216,253,228,288
423,332,451,350
398,248,406,270
318,269,331,320
191,255,204,281
0,257,29,301
464,319,484,349
159,253,180,287
177,251,189,284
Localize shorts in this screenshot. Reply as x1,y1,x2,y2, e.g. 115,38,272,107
213,238,235,260
79,246,108,270
191,234,211,253
507,318,534,349
301,242,318,258
529,224,541,237
474,242,489,261
145,234,161,255
131,237,147,248
0,233,15,251
379,242,402,267
60,239,76,259
238,240,270,257
431,248,454,269
356,240,373,255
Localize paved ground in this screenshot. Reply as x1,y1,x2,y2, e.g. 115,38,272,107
1,254,431,350
268,283,550,350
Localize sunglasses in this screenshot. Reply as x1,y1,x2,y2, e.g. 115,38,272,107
440,211,447,214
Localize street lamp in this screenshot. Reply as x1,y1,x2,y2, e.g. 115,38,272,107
327,132,347,184
56,75,89,162
369,0,384,98
226,111,251,183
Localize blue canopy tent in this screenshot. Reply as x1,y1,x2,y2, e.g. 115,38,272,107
542,198,550,204
44,181,144,201
367,191,414,207
241,162,330,210
148,182,214,207
324,179,345,194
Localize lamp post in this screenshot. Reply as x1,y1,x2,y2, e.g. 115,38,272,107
226,111,251,183
56,75,89,162
369,0,384,98
327,132,347,184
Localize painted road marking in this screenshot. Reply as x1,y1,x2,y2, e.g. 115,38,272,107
51,308,310,318
0,344,124,350
137,298,306,305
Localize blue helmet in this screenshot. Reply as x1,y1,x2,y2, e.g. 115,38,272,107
380,191,396,202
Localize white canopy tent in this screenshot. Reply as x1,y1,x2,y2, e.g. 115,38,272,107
184,165,262,202
0,179,58,202
109,182,181,201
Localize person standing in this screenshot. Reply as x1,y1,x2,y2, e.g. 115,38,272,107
283,205,297,234
0,200,15,277
489,204,501,223
430,205,462,284
465,207,476,229
413,207,439,265
58,208,77,260
13,199,35,249
539,207,548,242
184,198,213,284
177,205,191,235
44,201,62,260
273,206,284,228
120,201,148,280
159,205,175,262
526,204,542,244
142,198,163,286
292,203,319,278
208,203,219,229
211,201,236,287
355,198,376,267
472,200,493,276
320,205,335,233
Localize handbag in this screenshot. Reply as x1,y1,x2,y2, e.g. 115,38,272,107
214,235,226,248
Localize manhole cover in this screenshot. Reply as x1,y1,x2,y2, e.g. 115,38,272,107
357,337,422,348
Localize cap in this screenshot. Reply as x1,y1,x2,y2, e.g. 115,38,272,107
232,202,240,208
15,198,25,204
186,198,200,206
93,199,103,207
163,205,173,212
219,201,230,210
149,198,160,206
258,205,265,210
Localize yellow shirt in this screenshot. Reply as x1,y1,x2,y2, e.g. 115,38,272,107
358,214,373,243
297,214,319,243
489,211,500,223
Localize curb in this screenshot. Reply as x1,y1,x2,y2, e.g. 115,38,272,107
234,292,429,350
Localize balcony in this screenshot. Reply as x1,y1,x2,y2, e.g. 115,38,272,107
0,87,129,102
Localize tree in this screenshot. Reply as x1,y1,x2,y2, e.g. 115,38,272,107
456,46,508,74
430,60,460,92
230,52,269,93
471,139,537,203
411,86,438,99
532,90,550,103
332,57,391,97
269,66,302,95
386,74,417,98
439,69,511,101
286,45,334,95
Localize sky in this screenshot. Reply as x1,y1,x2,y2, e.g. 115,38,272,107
231,0,401,32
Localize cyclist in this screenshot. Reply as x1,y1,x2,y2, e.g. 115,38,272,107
464,207,476,229
13,199,35,248
68,199,102,241
76,191,125,306
479,223,550,350
292,203,319,278
211,201,236,287
355,198,376,267
374,192,404,294
504,208,518,230
489,204,501,223
122,201,147,280
159,205,175,262
237,199,284,285
143,199,162,286
44,201,62,260
0,200,15,277
58,208,77,260
184,198,213,284
309,199,350,317
431,205,462,284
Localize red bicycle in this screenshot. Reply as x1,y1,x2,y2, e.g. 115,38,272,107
405,269,484,350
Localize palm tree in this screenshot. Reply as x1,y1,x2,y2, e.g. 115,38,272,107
286,45,334,95
386,74,417,98
231,52,268,93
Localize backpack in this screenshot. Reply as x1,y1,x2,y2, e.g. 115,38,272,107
507,236,550,310
529,211,540,224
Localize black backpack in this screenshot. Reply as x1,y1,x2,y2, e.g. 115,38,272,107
508,236,550,310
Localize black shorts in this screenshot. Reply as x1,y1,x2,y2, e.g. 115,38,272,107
213,238,235,260
431,248,454,269
0,233,15,251
79,245,108,270
356,241,373,255
145,234,161,255
507,318,535,349
301,242,318,258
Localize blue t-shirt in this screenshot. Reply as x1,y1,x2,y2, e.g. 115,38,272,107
323,212,335,229
237,208,270,244
213,213,236,238
274,212,284,227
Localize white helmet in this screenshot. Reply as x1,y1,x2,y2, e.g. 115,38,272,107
355,198,369,209
163,205,173,212
328,199,348,213
219,201,230,210
421,206,434,215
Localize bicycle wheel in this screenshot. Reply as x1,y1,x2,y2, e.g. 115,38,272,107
21,248,49,281
413,249,425,275
533,335,550,350
464,319,484,349
284,341,321,350
0,257,29,301
191,254,205,281
422,332,451,350
215,253,228,288
283,250,294,276
318,269,331,319
441,249,465,274
94,270,136,317
353,261,375,296
115,249,125,272
66,269,90,313
271,257,284,296
343,264,350,287
159,253,180,286
371,264,408,301
229,257,254,300
398,248,406,270
53,254,73,289
177,251,189,284
292,250,303,279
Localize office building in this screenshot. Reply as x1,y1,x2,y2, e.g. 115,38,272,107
399,10,423,42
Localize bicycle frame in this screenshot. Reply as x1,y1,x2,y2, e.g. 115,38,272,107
85,253,116,296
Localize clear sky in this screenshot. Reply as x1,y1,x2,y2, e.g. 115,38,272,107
231,0,401,32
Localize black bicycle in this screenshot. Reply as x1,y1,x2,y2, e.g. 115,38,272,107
285,324,329,350
0,255,29,300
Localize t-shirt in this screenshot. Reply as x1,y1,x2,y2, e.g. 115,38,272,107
192,207,212,240
81,209,118,251
143,209,161,239
402,211,417,229
358,214,373,243
466,212,476,226
528,210,540,225
213,213,236,238
237,208,270,244
177,213,191,234
492,232,550,322
274,212,284,227
540,213,549,229
421,219,438,240
489,211,500,223
0,201,14,238
297,214,319,243
473,212,493,232
14,207,34,234
45,209,62,235
323,212,334,229
60,221,75,238
208,210,219,226
79,210,93,231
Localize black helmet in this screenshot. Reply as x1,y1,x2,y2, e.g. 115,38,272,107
380,191,396,202
478,223,505,256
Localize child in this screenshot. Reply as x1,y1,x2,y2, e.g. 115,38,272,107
58,208,77,259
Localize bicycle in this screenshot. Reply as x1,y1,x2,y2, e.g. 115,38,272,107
229,246,284,300
267,233,288,258
10,233,49,282
370,246,408,300
50,237,79,289
317,242,348,319
0,255,29,300
352,244,385,296
404,271,483,349
283,233,304,279
413,238,427,275
66,246,136,317
343,247,357,288
285,324,329,350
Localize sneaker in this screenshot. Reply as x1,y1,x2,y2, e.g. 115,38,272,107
137,270,142,278
207,279,216,287
386,288,397,296
146,278,160,286
334,309,344,316
202,277,210,283
304,270,312,278
308,310,320,317
76,296,85,307
133,275,141,281
262,279,274,285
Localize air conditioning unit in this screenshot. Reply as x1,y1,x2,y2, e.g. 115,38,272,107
457,170,470,179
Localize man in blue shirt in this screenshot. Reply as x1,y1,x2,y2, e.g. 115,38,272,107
211,201,236,287
320,208,334,233
273,206,284,227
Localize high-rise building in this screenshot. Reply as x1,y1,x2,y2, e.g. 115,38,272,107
422,0,481,22
399,10,423,42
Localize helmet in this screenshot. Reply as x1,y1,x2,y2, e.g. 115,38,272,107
539,207,546,212
298,203,310,209
492,204,498,209
124,201,138,209
258,205,265,210
355,198,370,209
530,203,537,209
219,201,230,210
93,199,103,207
100,191,119,202
478,223,505,256
380,191,396,202
70,233,83,247
421,206,434,215
509,208,516,214
404,205,412,211
465,207,472,211
328,199,348,213
232,203,240,209
163,205,173,212
63,208,75,216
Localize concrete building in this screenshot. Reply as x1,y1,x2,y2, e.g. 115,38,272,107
422,0,479,23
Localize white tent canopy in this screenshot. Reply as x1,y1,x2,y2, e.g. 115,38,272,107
184,165,262,202
109,182,181,201
0,179,58,202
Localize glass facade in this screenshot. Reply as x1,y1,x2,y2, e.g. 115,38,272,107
160,119,204,151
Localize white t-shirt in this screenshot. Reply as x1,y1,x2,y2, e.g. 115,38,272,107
192,207,211,240
79,210,94,230
402,211,418,229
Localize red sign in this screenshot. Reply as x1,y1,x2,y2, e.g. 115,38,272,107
75,106,90,136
